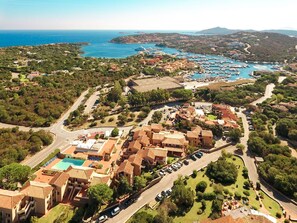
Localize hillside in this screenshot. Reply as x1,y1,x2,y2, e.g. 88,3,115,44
111,32,297,62
196,27,297,37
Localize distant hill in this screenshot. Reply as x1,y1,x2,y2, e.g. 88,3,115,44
111,32,297,62
263,29,297,37
196,27,297,36
196,27,254,35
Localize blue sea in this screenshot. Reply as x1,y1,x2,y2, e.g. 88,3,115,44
0,30,277,80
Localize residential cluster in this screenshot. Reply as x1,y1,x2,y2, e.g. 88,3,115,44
0,101,242,223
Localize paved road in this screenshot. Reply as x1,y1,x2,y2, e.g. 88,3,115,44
250,83,275,106
107,147,235,223
238,76,297,219
21,89,132,168
83,89,100,115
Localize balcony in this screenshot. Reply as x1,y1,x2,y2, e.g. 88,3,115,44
19,200,35,220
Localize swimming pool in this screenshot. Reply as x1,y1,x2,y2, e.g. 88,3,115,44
52,158,85,170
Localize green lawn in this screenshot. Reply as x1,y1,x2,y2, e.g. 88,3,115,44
261,190,282,217
129,156,279,223
37,204,75,223
207,114,217,120
19,74,29,82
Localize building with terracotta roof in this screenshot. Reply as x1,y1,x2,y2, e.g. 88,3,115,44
128,154,143,176
0,189,25,223
176,103,197,121
128,140,142,153
212,104,238,123
21,181,54,215
116,160,134,185
49,172,69,202
186,126,214,148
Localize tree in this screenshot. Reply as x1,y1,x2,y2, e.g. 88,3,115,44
171,89,193,100
276,118,296,138
171,178,194,213
0,163,31,190
87,184,113,206
206,157,238,184
111,127,119,137
196,181,207,193
226,128,241,143
288,129,297,141
134,175,147,191
107,81,122,103
236,143,245,152
151,111,162,124
117,177,132,196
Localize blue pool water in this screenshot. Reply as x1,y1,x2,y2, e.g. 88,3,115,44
52,158,85,170
0,30,278,80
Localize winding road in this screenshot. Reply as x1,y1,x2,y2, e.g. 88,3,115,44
0,76,296,220
238,76,297,219
109,76,297,222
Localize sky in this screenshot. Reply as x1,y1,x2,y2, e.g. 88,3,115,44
0,0,296,30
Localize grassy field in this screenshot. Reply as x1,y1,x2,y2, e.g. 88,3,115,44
261,190,282,217
174,156,260,222
207,114,217,120
37,204,75,223
129,155,264,223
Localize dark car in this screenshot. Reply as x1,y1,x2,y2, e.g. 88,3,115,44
155,194,163,201
195,152,202,158
183,159,189,165
190,154,197,161
123,198,135,207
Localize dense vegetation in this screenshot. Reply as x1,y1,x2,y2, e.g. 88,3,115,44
206,157,238,184
0,163,31,190
0,128,53,167
195,72,279,106
111,32,297,62
248,76,297,199
0,44,191,127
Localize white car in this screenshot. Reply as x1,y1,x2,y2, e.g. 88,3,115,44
98,215,108,223
167,167,173,173
171,164,179,171
111,207,120,216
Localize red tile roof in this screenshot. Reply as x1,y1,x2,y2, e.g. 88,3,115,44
0,189,24,209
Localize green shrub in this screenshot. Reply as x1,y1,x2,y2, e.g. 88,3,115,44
234,191,241,200
196,181,207,193
243,190,250,197
203,192,216,200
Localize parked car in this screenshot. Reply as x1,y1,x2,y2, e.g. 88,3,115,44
195,152,202,159
123,198,136,207
171,164,179,171
183,159,189,165
98,215,108,223
159,170,165,177
111,207,121,216
190,155,197,161
197,151,203,156
165,188,172,196
161,190,167,197
176,162,182,167
156,194,163,201
166,167,173,173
